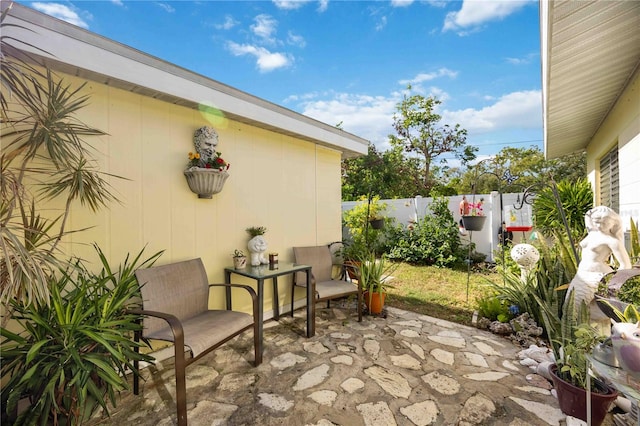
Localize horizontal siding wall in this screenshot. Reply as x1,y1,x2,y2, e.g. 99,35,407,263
14,72,344,318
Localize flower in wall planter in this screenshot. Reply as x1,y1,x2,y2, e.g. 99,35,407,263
184,126,230,198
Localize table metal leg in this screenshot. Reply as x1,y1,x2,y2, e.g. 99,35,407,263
257,278,264,355
306,268,315,337
225,270,232,310
272,277,280,320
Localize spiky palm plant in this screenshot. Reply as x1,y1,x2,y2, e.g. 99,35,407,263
1,5,118,309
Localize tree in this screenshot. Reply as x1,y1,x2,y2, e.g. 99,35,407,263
1,10,118,308
341,144,422,200
390,91,476,194
454,146,587,195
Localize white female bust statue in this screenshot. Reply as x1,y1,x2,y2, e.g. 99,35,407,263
193,126,218,163
566,206,632,331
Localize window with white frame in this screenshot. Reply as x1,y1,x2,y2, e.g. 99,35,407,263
599,146,619,212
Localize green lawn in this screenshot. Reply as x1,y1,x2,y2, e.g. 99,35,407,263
384,262,499,326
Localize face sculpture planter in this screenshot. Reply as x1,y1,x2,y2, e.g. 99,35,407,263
184,126,230,198
248,235,269,266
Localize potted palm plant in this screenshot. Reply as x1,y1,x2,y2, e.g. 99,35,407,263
358,253,397,315
232,249,247,269
540,291,619,426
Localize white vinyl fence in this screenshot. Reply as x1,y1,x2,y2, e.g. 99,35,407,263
342,191,535,263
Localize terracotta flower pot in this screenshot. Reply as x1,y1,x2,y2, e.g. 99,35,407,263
364,291,386,315
549,364,618,426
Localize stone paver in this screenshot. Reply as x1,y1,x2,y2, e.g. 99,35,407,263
86,304,605,426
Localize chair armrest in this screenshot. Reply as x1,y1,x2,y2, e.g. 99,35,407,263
208,283,259,320
127,309,185,350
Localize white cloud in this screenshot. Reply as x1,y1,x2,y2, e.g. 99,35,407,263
391,0,414,7
317,0,328,13
505,52,538,65
287,31,306,48
155,2,175,13
216,15,239,31
272,0,308,10
251,14,278,44
111,0,124,6
443,90,542,134
226,41,292,72
292,88,541,151
443,0,533,34
375,16,388,31
399,68,458,86
31,3,89,29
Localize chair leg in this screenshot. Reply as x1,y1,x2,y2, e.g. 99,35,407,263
133,328,141,395
291,285,295,317
357,290,363,322
173,334,188,426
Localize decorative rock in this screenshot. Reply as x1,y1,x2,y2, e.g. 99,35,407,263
270,352,307,370
403,341,426,359
489,321,513,335
514,385,551,395
463,352,488,368
364,365,411,398
304,341,329,354
476,317,492,329
330,332,351,339
400,400,439,426
293,364,330,391
340,377,365,393
431,348,454,365
258,393,294,411
356,401,397,426
308,390,337,406
463,371,510,381
457,393,495,424
472,341,502,356
188,401,237,425
428,334,466,349
331,355,353,365
536,361,553,381
509,397,565,425
364,339,380,359
422,371,460,395
218,373,255,391
400,329,420,338
390,354,422,370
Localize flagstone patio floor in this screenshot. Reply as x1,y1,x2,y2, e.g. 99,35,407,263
88,303,617,426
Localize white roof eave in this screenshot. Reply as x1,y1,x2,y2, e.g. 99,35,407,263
3,3,369,158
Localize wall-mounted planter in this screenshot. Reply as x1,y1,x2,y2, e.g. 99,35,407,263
184,168,229,198
461,215,486,231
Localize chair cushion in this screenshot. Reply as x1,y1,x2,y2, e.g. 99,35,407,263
145,310,254,358
315,279,359,300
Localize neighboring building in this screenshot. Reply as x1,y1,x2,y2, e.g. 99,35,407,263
540,1,640,236
1,3,368,316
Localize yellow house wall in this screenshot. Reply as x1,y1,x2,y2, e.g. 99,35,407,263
586,71,640,226
12,72,344,318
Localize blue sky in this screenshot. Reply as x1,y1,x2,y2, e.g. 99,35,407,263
24,0,542,160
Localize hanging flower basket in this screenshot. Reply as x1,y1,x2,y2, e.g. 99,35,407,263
184,168,229,198
369,218,384,229
461,215,486,231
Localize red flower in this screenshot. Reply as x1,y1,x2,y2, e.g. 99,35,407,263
216,158,224,164
205,164,211,169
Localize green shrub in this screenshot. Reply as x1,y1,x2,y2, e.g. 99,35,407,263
387,196,465,267
1,245,162,426
476,295,513,322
